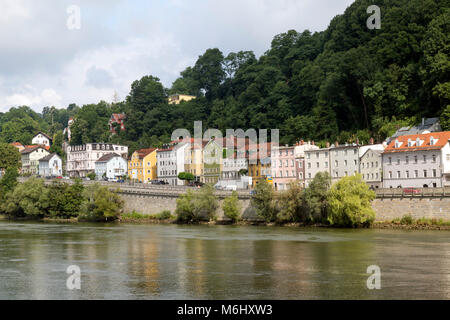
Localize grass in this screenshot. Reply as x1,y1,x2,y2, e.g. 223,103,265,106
388,215,450,227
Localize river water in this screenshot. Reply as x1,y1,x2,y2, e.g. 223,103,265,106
0,220,449,300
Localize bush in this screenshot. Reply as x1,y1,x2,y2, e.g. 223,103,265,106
46,180,84,218
176,185,218,222
0,168,19,201
87,172,96,181
1,177,49,218
400,215,414,225
251,179,277,222
327,174,376,227
158,210,172,220
276,182,304,223
303,172,331,223
223,191,241,222
80,184,123,221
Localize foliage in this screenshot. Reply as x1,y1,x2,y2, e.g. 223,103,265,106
327,174,376,227
0,143,21,170
178,172,195,182
441,105,450,131
46,181,84,218
1,178,49,218
0,168,19,201
251,179,277,222
400,215,414,225
303,172,331,223
87,172,96,181
223,191,241,222
176,185,219,222
80,184,124,221
276,182,304,223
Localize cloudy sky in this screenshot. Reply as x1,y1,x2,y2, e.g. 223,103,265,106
0,0,354,112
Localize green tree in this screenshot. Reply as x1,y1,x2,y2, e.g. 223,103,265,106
175,185,219,222
80,184,124,221
327,174,376,228
251,180,277,222
304,172,331,223
1,177,49,218
0,143,21,170
0,168,19,201
277,182,304,223
223,191,241,223
441,105,450,131
46,181,84,218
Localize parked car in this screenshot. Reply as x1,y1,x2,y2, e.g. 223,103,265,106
250,190,256,196
404,188,421,194
63,176,71,180
223,185,237,191
56,176,63,179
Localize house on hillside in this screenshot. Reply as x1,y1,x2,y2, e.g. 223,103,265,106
21,146,50,175
39,153,62,177
32,132,52,148
109,113,126,134
128,148,158,183
95,153,128,180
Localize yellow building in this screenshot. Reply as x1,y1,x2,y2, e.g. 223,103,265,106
248,143,272,188
168,94,196,105
184,139,209,182
128,148,158,183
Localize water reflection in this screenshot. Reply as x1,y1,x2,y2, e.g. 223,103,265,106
0,222,449,299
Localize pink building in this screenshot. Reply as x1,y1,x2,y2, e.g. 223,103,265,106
271,145,297,191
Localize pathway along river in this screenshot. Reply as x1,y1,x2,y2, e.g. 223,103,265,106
0,221,449,299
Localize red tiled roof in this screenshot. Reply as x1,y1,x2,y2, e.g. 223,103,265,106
135,148,157,158
11,142,23,146
384,132,450,153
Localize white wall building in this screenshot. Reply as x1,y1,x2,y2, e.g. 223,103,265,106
157,142,190,186
38,153,62,177
382,132,450,188
95,153,128,180
32,132,52,147
21,146,50,175
66,143,128,177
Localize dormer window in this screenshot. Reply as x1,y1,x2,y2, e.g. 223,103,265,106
416,138,422,146
394,139,402,148
430,137,438,146
408,139,414,147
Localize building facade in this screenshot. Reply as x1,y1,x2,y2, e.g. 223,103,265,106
21,146,50,175
38,153,62,177
168,94,196,105
66,143,128,177
32,132,52,148
304,148,331,186
109,113,126,134
360,149,383,189
271,146,297,190
330,144,360,183
382,132,450,188
157,142,190,185
95,153,128,180
128,148,158,183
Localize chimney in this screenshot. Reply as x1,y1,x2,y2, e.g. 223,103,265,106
326,141,330,148
335,141,339,147
311,141,315,146
369,137,374,145
422,118,425,126
300,140,304,146
356,138,360,145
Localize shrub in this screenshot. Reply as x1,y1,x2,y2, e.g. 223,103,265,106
223,191,241,223
327,174,376,227
303,172,331,223
46,180,84,218
1,177,49,218
251,179,277,222
158,210,172,220
80,184,123,221
176,185,218,222
276,182,304,223
400,215,413,225
0,168,19,201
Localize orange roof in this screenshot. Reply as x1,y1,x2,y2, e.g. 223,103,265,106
11,142,23,146
135,148,157,159
384,131,450,153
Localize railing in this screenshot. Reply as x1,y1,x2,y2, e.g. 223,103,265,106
375,187,450,198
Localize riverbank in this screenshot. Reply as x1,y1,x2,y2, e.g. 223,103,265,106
2,214,450,231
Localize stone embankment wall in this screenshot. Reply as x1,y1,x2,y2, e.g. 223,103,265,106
119,188,450,222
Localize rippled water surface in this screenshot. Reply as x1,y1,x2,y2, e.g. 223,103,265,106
0,221,449,299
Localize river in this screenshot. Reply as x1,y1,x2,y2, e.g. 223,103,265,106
0,220,449,300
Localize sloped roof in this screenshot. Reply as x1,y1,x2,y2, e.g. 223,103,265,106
34,132,52,141
21,145,47,154
39,153,60,162
384,131,450,154
96,153,122,162
134,148,157,159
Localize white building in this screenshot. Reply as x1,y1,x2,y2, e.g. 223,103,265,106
32,132,52,147
157,142,190,185
304,147,331,186
66,143,128,177
21,146,50,175
383,132,450,188
38,153,62,177
95,153,128,180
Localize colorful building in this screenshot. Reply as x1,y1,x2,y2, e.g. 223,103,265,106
128,148,158,183
248,143,272,188
168,94,196,105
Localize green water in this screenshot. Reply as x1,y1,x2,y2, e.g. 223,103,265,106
0,220,449,300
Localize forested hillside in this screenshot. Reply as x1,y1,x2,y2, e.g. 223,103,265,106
1,0,449,155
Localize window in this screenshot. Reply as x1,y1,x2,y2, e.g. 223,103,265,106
414,156,418,164
389,171,393,179
447,154,450,161
405,156,409,164
388,157,392,165
415,170,418,178
397,171,401,179
433,169,437,177
316,162,320,168
397,158,400,165
308,163,311,169
432,155,436,163
344,160,348,166
335,160,339,167
325,162,328,168
424,170,427,178
406,171,409,178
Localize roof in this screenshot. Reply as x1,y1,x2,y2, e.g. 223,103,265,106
384,131,450,154
11,142,23,147
388,118,441,142
39,153,59,162
21,145,47,154
96,153,122,163
134,148,157,159
34,132,52,141
110,113,126,121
